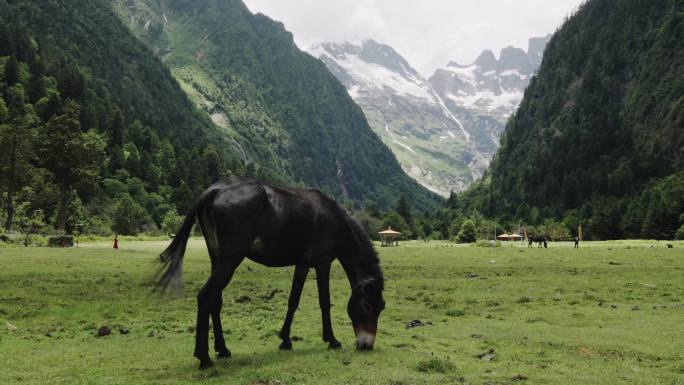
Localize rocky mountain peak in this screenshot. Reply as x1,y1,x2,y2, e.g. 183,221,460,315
473,49,498,70
527,34,552,68
359,39,421,79
498,46,533,74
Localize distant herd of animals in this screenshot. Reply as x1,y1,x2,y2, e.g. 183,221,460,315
158,177,590,369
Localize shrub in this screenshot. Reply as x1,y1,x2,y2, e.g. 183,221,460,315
446,309,466,317
112,194,147,235
417,356,455,373
161,210,184,236
475,239,500,247
675,224,684,240
516,296,532,303
457,220,477,243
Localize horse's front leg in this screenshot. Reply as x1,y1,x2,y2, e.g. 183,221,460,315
316,262,341,349
279,264,308,350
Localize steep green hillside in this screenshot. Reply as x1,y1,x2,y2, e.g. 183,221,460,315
0,0,242,234
467,0,684,239
112,0,439,210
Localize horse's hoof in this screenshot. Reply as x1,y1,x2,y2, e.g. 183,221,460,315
216,348,231,359
279,340,292,350
328,340,342,349
198,358,214,370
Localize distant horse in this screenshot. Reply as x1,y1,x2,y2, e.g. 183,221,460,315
158,177,385,369
528,235,547,248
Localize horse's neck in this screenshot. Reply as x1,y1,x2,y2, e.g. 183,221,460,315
337,216,378,288
339,256,373,289
337,243,375,288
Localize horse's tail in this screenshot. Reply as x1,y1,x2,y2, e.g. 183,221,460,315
156,188,218,293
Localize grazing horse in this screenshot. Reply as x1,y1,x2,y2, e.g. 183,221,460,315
158,177,385,369
528,235,548,248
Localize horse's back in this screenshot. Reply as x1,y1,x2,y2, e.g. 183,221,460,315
198,177,345,266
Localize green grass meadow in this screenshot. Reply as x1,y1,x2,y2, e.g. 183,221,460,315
0,239,682,385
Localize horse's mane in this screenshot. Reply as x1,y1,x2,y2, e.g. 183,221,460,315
343,213,384,290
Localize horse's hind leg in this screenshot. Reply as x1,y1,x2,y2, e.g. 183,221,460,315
315,262,341,349
195,259,242,369
211,293,230,358
279,264,309,350
206,251,232,359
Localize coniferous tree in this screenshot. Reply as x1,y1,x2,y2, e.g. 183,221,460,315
0,84,38,231
41,101,105,230
457,220,477,243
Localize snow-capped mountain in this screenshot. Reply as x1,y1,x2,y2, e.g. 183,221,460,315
310,36,550,196
310,39,479,196
429,35,551,157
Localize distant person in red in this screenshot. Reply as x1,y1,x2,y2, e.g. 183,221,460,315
113,235,119,249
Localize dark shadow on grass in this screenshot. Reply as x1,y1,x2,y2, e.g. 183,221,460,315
185,345,379,379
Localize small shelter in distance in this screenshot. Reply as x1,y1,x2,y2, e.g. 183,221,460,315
379,227,401,247
497,233,523,241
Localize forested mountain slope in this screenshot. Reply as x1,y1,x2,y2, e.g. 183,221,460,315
0,0,242,234
112,0,439,211
465,0,684,239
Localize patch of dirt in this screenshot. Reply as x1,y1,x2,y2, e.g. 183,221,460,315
259,289,280,300
392,342,415,349
235,295,251,303
577,347,595,357
477,348,497,361
576,346,624,359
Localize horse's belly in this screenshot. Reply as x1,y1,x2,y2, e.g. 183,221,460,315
246,237,305,267
246,253,301,267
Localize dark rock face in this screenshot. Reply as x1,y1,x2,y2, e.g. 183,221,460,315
473,49,498,71
499,46,533,74
528,34,552,68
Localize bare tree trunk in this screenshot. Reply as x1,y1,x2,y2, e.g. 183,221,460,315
56,174,70,231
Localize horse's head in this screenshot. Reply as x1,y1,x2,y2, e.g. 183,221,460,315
347,277,385,350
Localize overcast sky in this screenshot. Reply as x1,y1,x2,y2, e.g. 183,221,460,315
242,0,585,76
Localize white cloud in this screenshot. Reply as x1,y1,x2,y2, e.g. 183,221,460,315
242,0,584,76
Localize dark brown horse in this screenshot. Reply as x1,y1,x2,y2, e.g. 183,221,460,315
158,177,385,369
528,235,547,248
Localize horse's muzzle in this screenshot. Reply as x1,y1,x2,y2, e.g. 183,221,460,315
355,330,375,350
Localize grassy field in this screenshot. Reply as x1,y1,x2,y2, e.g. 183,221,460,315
0,239,682,385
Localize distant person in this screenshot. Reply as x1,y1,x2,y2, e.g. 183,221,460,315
113,235,119,249
574,236,580,249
